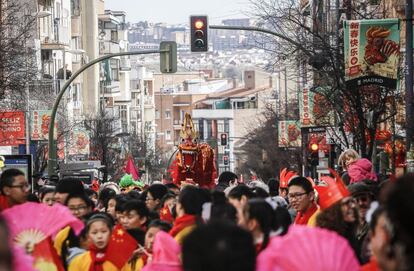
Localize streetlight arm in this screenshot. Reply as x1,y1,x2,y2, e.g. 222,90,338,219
47,49,166,177
209,25,313,57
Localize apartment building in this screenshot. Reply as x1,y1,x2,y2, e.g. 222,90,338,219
192,70,276,174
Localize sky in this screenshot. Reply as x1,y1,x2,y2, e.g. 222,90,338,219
104,0,250,25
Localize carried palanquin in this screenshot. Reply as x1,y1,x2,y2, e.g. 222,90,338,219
170,113,217,188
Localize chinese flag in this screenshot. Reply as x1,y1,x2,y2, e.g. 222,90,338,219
124,156,140,180
106,224,138,269
160,205,174,224
32,237,65,271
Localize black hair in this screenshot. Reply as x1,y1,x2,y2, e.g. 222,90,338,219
273,206,292,235
182,221,256,271
85,212,114,233
385,174,414,270
369,206,385,232
178,186,209,216
165,183,179,193
218,171,238,185
288,176,313,193
99,188,116,205
211,190,226,204
39,186,55,201
0,168,25,194
115,194,129,213
161,192,176,206
210,203,237,224
147,184,168,201
123,200,150,219
267,178,279,197
65,192,95,210
27,193,40,203
0,215,12,269
228,185,254,200
85,188,98,199
148,219,172,232
244,198,275,252
103,192,117,212
128,190,142,200
251,187,269,199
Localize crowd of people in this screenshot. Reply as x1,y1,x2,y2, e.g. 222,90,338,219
0,148,413,271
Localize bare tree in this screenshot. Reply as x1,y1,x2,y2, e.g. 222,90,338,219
84,109,124,182
238,104,302,181
0,0,38,107
248,0,400,160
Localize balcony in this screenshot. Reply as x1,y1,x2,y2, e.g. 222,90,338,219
99,41,120,55
120,56,131,71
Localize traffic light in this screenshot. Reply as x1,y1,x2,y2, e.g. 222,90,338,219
309,143,319,166
223,155,229,165
220,133,228,146
190,15,208,52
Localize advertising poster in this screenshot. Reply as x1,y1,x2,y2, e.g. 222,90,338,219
68,129,90,156
278,120,301,148
0,111,25,146
31,110,57,141
344,19,400,89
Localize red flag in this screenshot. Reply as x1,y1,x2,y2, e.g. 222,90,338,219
124,156,139,180
106,224,138,269
32,237,65,271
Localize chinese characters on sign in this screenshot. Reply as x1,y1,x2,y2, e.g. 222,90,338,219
31,110,57,141
344,19,400,89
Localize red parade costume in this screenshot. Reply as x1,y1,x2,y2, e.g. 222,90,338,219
169,113,217,189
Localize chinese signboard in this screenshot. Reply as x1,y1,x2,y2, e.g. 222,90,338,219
299,86,315,127
31,110,57,141
344,19,400,89
68,130,90,156
0,111,25,146
278,120,301,148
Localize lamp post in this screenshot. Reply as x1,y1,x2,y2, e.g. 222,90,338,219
47,48,173,177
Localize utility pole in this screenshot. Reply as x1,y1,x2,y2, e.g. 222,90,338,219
405,0,413,150
405,0,414,171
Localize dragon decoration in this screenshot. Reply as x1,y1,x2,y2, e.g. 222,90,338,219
169,113,217,188
364,26,399,66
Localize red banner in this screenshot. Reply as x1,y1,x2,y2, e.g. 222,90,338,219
0,111,25,146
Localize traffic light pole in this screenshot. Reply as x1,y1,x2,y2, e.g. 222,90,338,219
47,49,171,177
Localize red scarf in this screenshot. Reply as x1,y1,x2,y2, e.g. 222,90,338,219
294,203,318,225
89,244,107,271
169,214,197,237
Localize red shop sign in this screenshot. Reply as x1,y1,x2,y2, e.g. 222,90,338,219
0,111,25,146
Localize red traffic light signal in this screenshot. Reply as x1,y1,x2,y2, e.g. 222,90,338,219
190,16,208,52
310,143,319,152
220,133,228,146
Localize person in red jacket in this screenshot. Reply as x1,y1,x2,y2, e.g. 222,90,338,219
0,169,29,211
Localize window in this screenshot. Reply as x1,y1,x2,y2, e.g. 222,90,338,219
130,110,138,120
111,30,118,42
224,119,230,133
217,121,224,133
72,83,81,101
119,105,128,121
155,110,160,119
165,110,171,119
166,130,171,141
71,0,80,16
110,59,119,81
